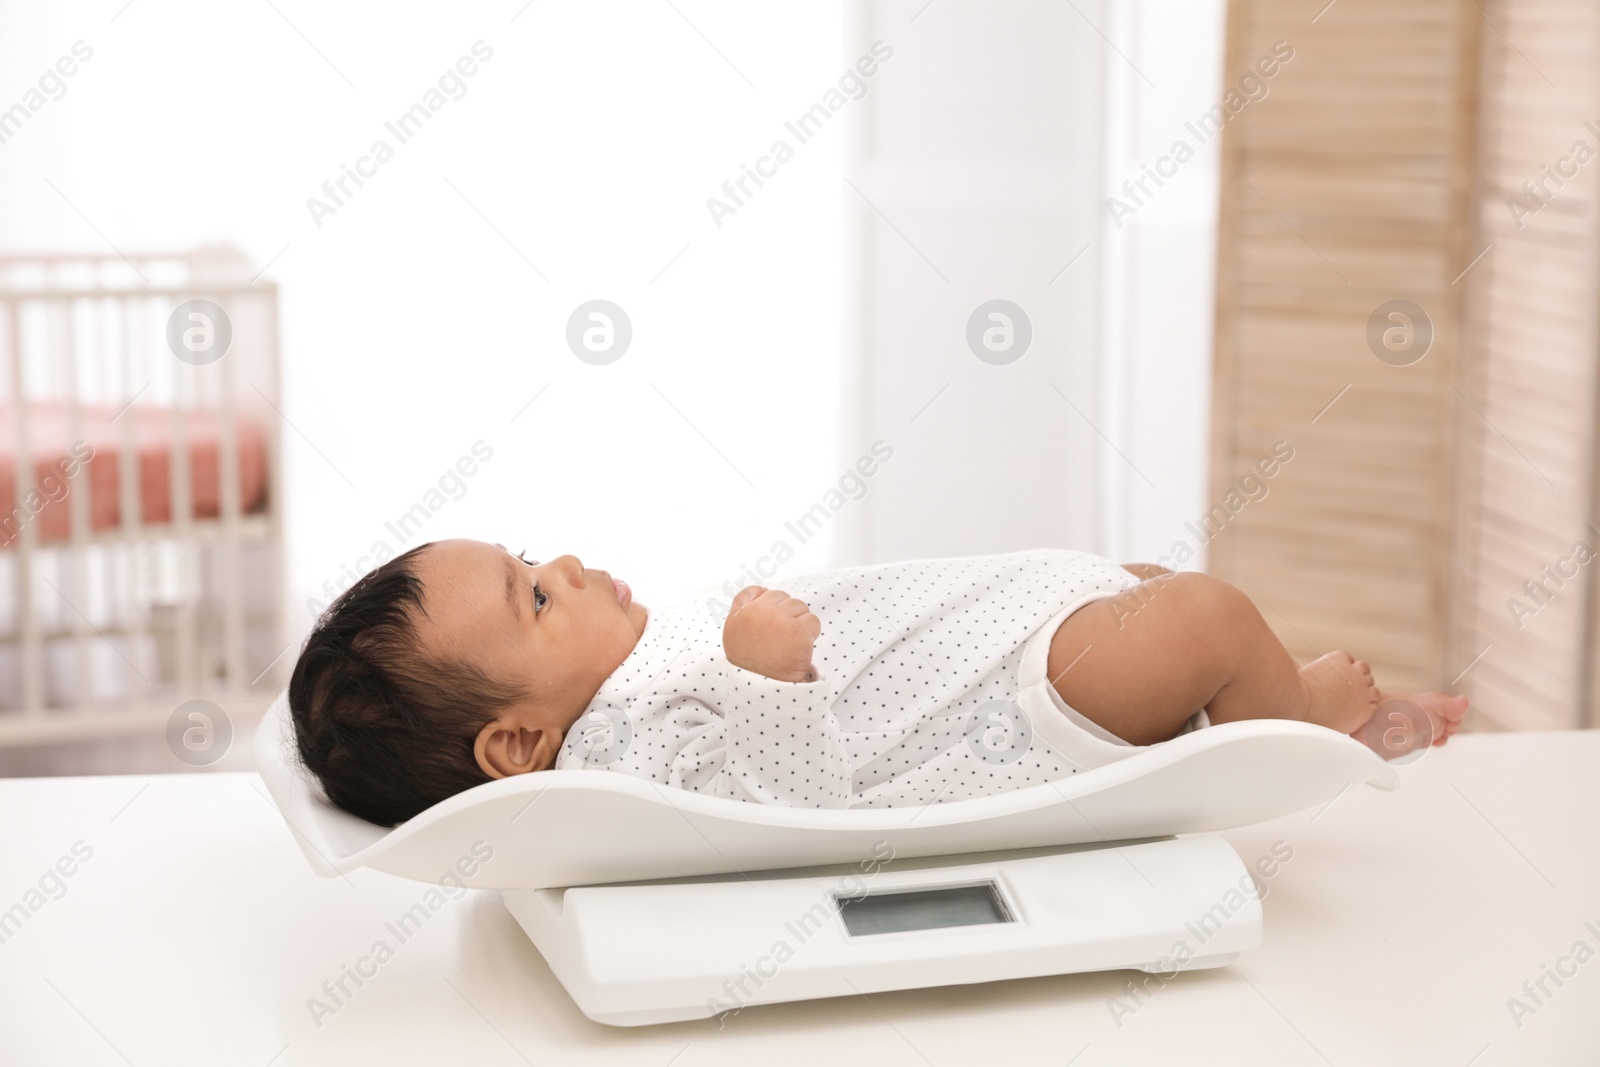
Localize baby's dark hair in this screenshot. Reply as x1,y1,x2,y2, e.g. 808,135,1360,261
288,542,529,827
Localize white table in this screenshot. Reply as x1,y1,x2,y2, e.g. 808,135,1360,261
0,731,1595,1065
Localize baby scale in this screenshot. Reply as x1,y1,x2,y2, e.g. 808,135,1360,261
254,692,1396,1026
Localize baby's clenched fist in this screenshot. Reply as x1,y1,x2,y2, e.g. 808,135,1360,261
723,586,821,684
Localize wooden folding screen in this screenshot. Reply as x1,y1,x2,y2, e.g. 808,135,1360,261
1213,0,1600,730
1210,0,1483,696
1453,0,1600,730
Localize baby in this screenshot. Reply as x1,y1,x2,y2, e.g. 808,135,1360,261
288,539,1468,826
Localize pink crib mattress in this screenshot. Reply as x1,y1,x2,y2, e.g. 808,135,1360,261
0,403,270,546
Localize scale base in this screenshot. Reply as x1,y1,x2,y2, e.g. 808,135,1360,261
1138,951,1239,972
504,835,1263,1026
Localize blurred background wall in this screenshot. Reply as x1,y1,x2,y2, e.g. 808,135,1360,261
0,0,850,634
0,0,1592,775
0,1,852,770
836,0,1224,570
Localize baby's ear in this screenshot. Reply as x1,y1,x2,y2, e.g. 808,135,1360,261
533,724,568,772
475,717,542,778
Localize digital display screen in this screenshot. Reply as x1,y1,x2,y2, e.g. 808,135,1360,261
836,882,1012,936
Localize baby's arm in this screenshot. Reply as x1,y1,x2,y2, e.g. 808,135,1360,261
667,586,850,806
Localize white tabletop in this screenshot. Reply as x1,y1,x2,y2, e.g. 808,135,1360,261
0,730,1595,1065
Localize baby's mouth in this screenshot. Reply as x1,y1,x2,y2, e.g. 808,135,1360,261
612,577,632,607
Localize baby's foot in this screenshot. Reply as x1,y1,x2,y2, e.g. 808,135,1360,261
1297,651,1379,734
1349,691,1470,760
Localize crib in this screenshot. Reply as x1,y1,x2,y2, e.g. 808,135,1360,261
0,246,285,745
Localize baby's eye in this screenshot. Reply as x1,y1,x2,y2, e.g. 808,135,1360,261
533,584,548,612
515,549,537,566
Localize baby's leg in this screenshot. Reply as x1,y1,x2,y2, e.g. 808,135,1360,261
1045,568,1379,746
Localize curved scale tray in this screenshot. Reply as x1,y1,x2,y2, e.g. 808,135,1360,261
253,689,1398,891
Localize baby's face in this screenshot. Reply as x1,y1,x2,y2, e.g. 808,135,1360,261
411,539,648,722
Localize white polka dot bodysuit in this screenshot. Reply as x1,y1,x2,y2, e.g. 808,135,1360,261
551,548,1209,809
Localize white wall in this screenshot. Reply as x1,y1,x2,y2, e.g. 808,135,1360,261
839,0,1222,568
1098,0,1225,569
0,0,1224,662
0,0,844,643
837,0,1109,565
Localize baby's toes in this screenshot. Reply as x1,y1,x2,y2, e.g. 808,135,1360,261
1353,660,1377,702
1426,706,1464,745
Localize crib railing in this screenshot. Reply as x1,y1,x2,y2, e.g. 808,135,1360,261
0,247,285,746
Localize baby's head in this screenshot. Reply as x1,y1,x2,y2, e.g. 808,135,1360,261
287,538,648,826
